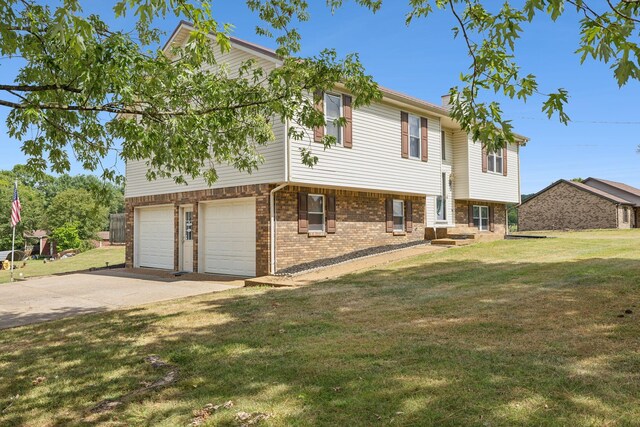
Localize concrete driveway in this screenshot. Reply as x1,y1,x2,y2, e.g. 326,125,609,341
0,269,242,329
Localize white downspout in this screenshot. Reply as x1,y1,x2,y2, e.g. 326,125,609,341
269,117,291,275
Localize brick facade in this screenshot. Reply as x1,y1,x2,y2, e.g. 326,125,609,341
274,186,426,271
518,181,624,231
125,183,430,276
125,184,273,276
450,200,507,235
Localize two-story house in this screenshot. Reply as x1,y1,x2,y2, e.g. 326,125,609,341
124,21,527,277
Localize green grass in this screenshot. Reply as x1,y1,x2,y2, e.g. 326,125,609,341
1,230,640,426
0,246,125,284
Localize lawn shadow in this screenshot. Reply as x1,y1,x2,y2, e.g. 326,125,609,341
1,255,639,425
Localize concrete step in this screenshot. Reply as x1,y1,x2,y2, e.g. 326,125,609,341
446,233,476,240
431,238,475,246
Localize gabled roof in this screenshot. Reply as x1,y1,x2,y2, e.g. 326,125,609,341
584,177,640,201
161,21,531,143
519,179,634,207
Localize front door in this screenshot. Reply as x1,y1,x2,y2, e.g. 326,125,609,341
181,207,194,272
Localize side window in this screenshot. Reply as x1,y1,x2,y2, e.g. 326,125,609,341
393,199,405,232
408,115,421,159
488,150,503,174
308,194,325,232
324,93,342,145
441,130,446,161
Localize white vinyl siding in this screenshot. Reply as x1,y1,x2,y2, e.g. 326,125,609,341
290,100,441,196
125,36,285,198
451,132,519,204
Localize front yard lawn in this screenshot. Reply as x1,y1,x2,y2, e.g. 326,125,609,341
0,246,125,284
1,230,639,426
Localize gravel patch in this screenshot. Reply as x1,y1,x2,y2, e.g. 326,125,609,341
277,240,429,276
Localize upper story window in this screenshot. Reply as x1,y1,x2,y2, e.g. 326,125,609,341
409,115,421,159
488,150,503,174
393,199,405,232
441,130,446,161
324,93,342,145
308,194,325,232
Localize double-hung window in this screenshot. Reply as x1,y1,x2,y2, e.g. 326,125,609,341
437,173,447,221
473,205,489,231
393,200,405,232
324,93,342,145
408,115,421,159
441,130,446,161
308,194,325,232
488,150,503,174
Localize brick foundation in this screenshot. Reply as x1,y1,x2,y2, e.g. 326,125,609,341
274,186,426,271
451,200,507,235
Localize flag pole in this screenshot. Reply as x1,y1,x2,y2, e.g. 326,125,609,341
10,180,16,283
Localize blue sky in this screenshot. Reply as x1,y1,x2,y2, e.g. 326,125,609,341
1,1,639,194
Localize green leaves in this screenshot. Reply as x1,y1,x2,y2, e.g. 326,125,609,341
1,0,379,184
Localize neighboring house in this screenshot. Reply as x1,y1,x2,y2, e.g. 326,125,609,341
23,230,56,257
125,21,527,277
518,179,638,231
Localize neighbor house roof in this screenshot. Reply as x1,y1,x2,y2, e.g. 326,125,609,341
519,179,634,207
163,21,530,144
24,230,48,238
584,177,640,201
97,231,110,240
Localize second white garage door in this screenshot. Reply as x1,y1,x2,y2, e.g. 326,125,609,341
201,198,256,276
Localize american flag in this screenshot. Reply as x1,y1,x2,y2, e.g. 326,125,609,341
10,182,21,228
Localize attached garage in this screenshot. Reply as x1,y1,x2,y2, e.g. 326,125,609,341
135,206,174,269
200,198,256,276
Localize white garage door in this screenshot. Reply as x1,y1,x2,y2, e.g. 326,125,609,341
202,198,256,276
136,206,174,269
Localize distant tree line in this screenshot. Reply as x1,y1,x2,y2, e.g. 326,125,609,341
0,165,124,251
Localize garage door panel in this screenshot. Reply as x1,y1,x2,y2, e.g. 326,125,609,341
202,198,256,276
137,207,174,269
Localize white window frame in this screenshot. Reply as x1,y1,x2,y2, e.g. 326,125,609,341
408,114,421,160
324,92,343,146
393,199,405,232
473,205,489,231
487,150,503,174
437,173,447,222
441,130,446,161
308,194,325,233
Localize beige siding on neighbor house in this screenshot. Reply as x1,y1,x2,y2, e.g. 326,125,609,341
584,179,640,206
617,205,636,229
289,100,443,196
125,38,286,198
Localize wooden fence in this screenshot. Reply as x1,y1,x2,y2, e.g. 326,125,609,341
109,213,126,244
